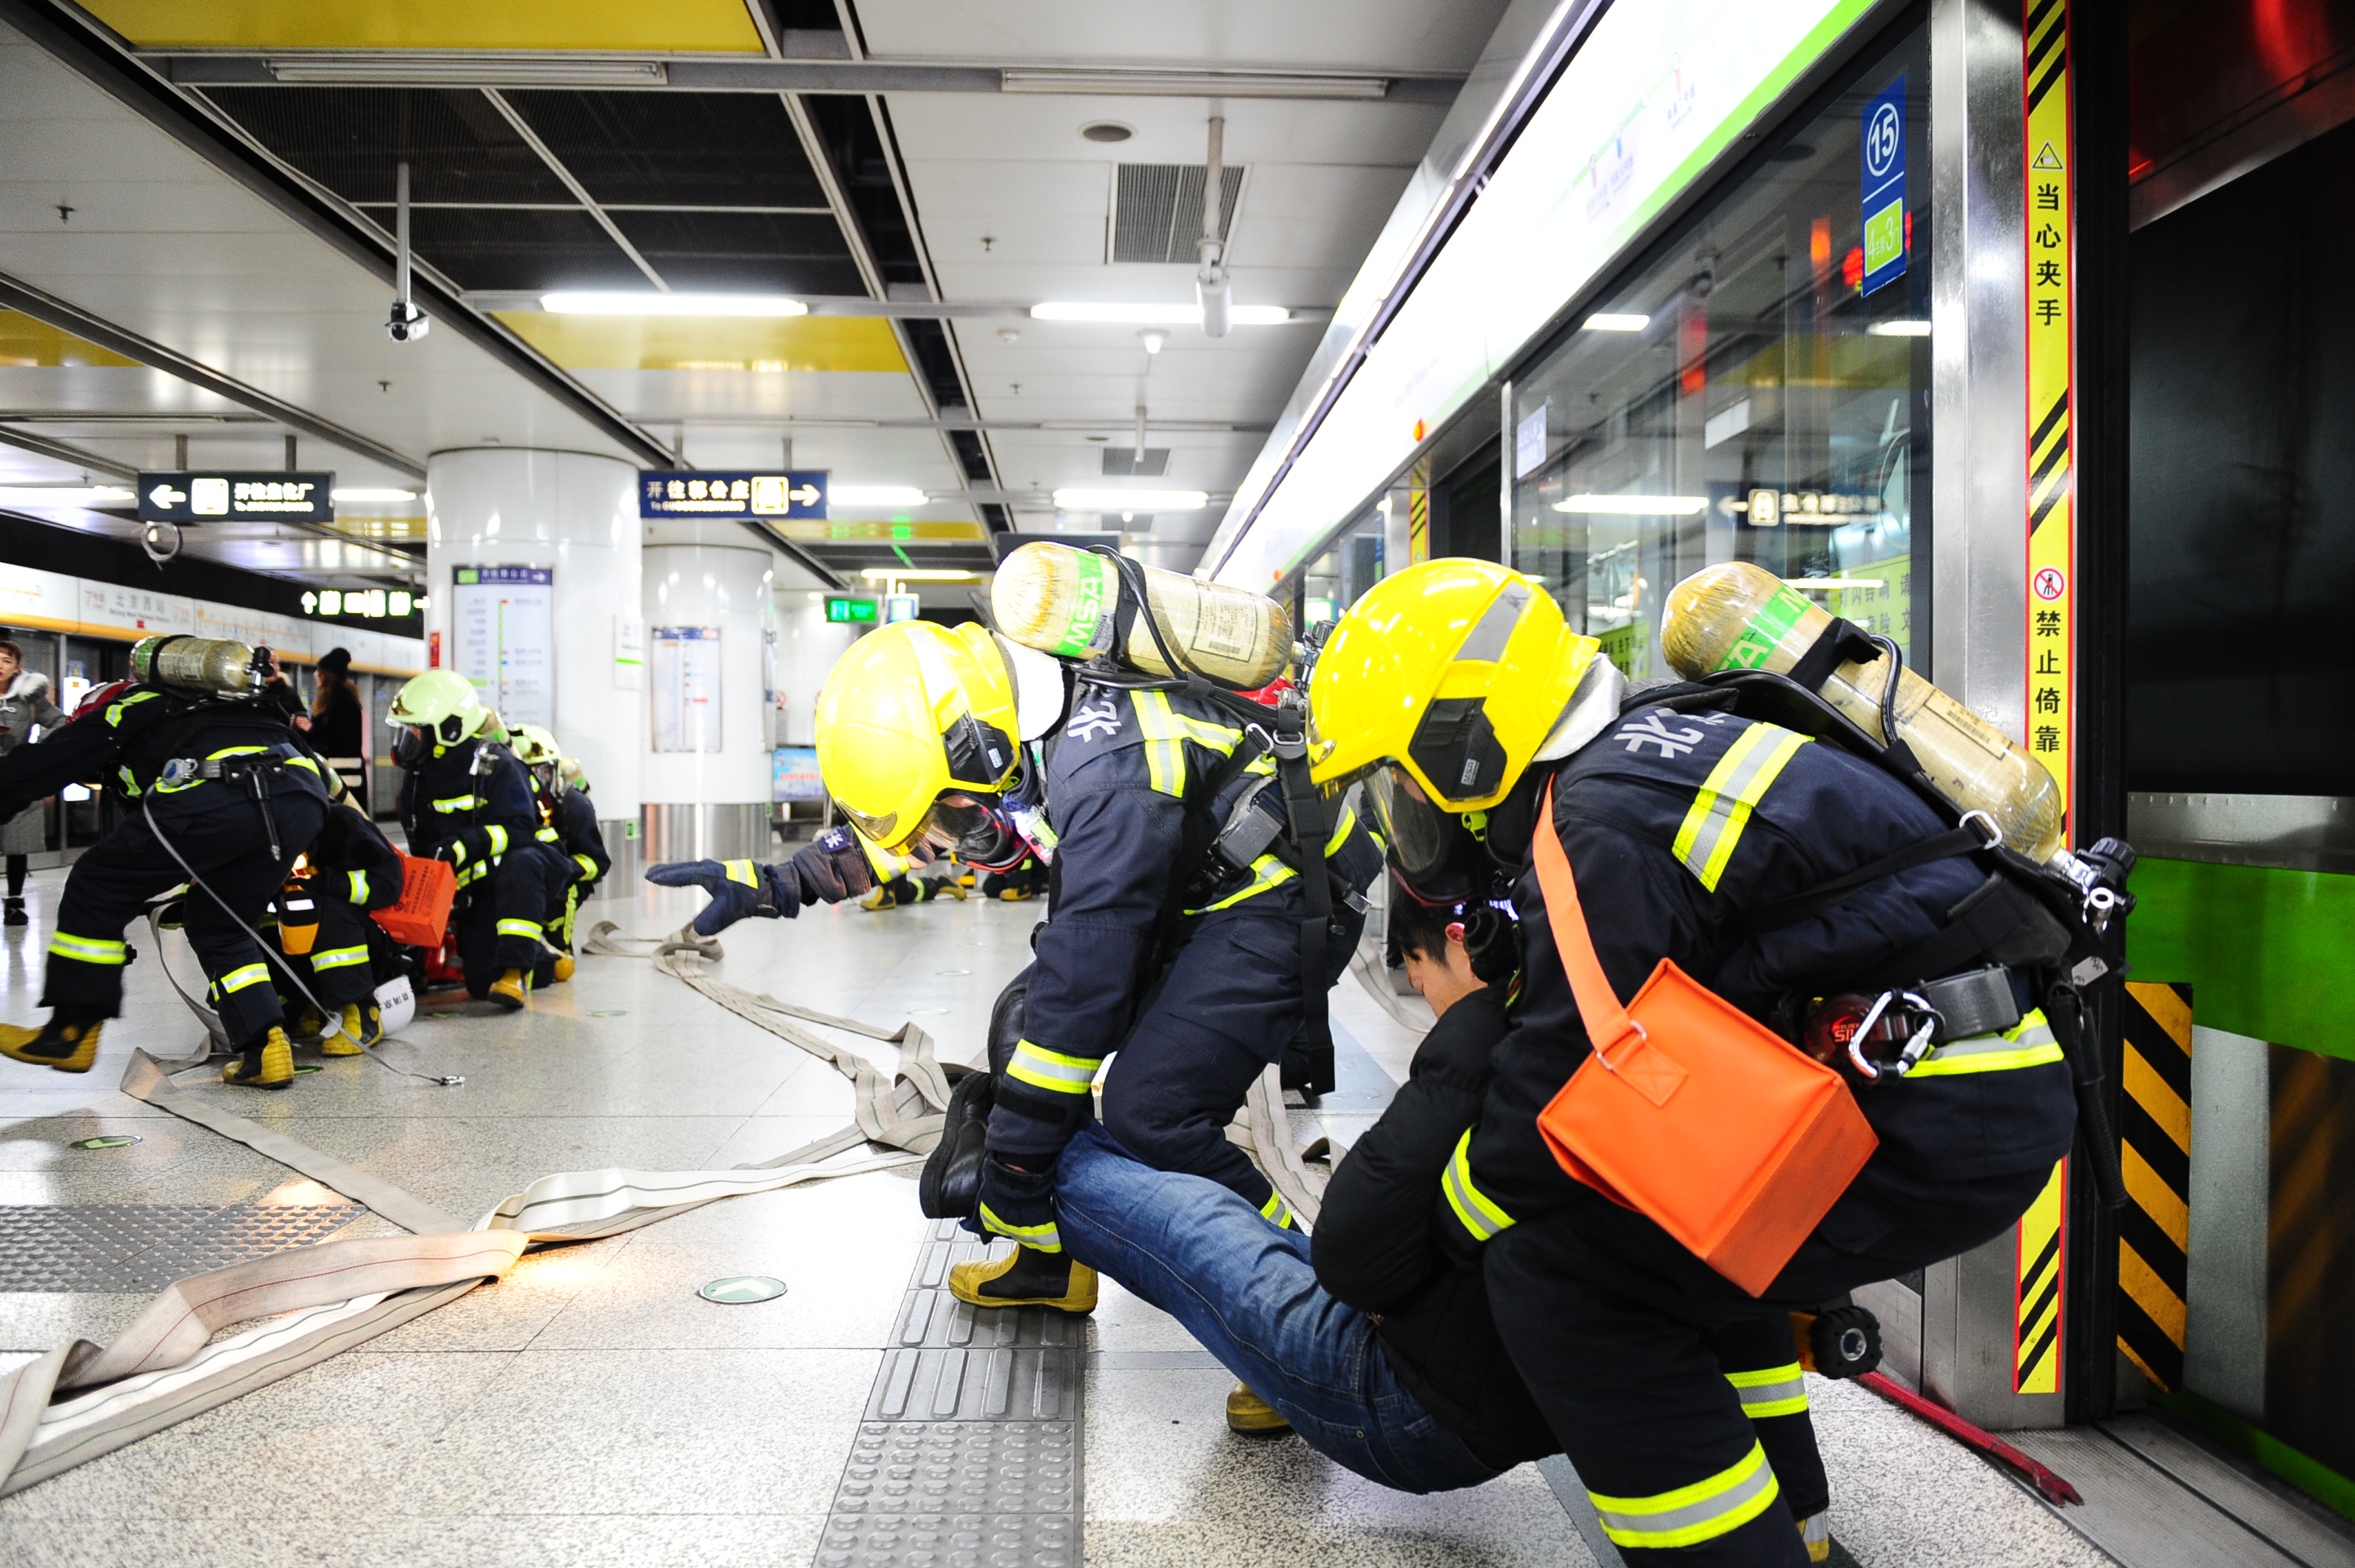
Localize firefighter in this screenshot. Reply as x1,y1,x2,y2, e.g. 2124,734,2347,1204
0,637,331,1087
1305,559,2087,1567
388,672,571,1010
280,800,406,1052
657,618,1381,1318
509,723,607,982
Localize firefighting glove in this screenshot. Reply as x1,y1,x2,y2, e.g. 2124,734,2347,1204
974,1155,1062,1252
786,826,928,905
644,859,803,936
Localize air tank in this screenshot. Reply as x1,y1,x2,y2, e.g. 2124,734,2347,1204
992,540,1291,689
129,635,256,696
1660,562,2065,864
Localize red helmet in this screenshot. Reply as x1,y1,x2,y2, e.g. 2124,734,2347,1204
72,679,135,723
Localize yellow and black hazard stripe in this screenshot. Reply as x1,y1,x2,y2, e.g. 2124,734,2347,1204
2013,1158,2066,1395
2117,980,2192,1390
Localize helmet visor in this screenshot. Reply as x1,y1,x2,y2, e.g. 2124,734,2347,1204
1364,766,1486,906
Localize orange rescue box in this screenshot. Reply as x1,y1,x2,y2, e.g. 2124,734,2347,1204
371,854,456,947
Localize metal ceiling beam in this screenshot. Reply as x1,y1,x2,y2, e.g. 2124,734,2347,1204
0,424,137,479
460,291,1332,323
482,88,672,291
0,269,430,481
151,55,1467,103
627,416,1275,434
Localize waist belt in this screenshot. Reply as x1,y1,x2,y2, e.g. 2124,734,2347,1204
1801,964,2030,1083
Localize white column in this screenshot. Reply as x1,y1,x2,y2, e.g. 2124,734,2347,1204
424,447,643,882
642,542,774,862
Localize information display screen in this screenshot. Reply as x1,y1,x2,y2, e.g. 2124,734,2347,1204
651,626,723,753
450,565,553,729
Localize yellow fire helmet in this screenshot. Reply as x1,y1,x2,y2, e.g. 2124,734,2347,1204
388,669,490,746
509,723,562,768
1308,558,1600,814
814,620,1021,856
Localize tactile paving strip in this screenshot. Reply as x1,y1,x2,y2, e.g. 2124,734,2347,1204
0,1203,363,1292
816,1219,1084,1567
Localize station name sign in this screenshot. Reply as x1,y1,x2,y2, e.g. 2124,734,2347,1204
138,471,335,523
639,470,828,520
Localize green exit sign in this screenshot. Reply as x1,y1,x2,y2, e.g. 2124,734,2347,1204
825,596,878,623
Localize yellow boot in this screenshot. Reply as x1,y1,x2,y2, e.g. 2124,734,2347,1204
552,953,575,982
947,1246,1097,1314
223,1027,294,1089
0,1013,102,1073
320,1001,379,1056
489,968,530,1010
1226,1384,1291,1434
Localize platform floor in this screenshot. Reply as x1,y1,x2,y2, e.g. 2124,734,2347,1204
0,865,2301,1567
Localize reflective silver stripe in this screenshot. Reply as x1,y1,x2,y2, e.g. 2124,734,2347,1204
1007,1041,1101,1095
484,824,508,856
1258,1189,1292,1228
1589,1440,1780,1550
1441,1129,1515,1242
214,962,271,995
348,870,368,904
312,945,372,971
1726,1363,1808,1419
724,859,758,888
47,932,128,964
1671,724,1808,891
497,918,541,939
431,794,481,814
978,1203,1061,1252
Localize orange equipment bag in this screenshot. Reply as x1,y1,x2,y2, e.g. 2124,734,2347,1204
1531,780,1879,1296
371,854,456,948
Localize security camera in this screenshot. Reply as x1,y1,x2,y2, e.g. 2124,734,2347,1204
388,300,430,342
141,520,181,564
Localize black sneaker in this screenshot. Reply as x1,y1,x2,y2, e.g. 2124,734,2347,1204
920,1069,994,1220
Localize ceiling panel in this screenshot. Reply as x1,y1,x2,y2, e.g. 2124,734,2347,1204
493,312,908,373
854,0,1505,74
408,206,643,291
504,91,828,209
199,87,570,205
79,0,767,53
606,209,865,294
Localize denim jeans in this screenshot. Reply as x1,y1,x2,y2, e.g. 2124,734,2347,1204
1055,1123,1501,1494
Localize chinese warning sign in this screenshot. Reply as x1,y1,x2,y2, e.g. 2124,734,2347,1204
2023,0,2073,834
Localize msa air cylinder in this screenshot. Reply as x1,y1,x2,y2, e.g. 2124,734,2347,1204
991,540,1291,688
129,635,257,697
1660,562,2066,864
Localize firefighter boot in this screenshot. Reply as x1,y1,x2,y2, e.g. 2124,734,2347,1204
0,1009,104,1072
321,1001,381,1056
552,953,575,982
919,1070,993,1220
1226,1384,1292,1436
223,1026,295,1089
489,968,530,1010
948,1246,1098,1314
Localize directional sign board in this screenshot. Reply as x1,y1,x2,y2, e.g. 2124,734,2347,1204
639,470,827,520
138,471,335,524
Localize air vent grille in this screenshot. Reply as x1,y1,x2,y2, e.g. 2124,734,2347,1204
1101,447,1169,476
1112,165,1244,264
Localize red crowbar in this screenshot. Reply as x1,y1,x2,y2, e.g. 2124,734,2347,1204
1857,1372,2084,1505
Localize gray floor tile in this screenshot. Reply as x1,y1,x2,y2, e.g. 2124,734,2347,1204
529,1234,916,1351
319,1513,830,1568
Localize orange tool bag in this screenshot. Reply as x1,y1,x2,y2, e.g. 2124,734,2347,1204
371,854,456,948
1531,781,1879,1296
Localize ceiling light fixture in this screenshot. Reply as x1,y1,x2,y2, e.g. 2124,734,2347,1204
1582,313,1651,331
540,292,808,317
1030,302,1290,326
331,487,418,502
859,567,976,582
0,485,135,505
1053,488,1208,511
1002,69,1387,100
830,486,930,507
1553,493,1709,515
1867,320,1933,336
268,56,666,87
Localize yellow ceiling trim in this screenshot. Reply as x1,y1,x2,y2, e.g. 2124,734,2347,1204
496,311,910,374
766,520,987,541
0,311,141,369
81,1,765,52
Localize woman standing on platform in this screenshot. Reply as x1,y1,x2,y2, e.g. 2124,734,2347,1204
308,646,365,805
0,640,64,927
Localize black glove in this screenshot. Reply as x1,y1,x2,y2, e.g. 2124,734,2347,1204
644,859,803,936
974,1155,1061,1252
787,827,882,904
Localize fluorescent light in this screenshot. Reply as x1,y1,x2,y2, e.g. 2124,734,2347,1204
1783,578,1888,590
1001,69,1387,100
270,55,666,86
1868,320,1933,336
0,485,133,504
1053,488,1209,512
859,567,976,582
1030,302,1291,326
1584,313,1650,332
331,487,416,502
830,486,930,507
539,292,808,317
1554,493,1708,515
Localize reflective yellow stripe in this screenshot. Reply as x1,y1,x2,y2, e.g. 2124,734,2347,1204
1129,691,1190,797
1726,1362,1808,1419
347,870,368,904
106,689,159,726
1671,724,1808,891
1905,1010,2064,1078
724,859,757,888
47,932,127,964
1258,1189,1293,1228
447,842,469,866
1189,851,1295,914
118,763,141,796
431,794,481,814
535,825,560,842
979,1203,1061,1252
282,754,318,774
312,944,371,971
574,854,600,880
1442,1129,1516,1242
1007,1040,1101,1095
214,962,271,994
484,824,508,857
1589,1440,1780,1550
497,918,541,939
